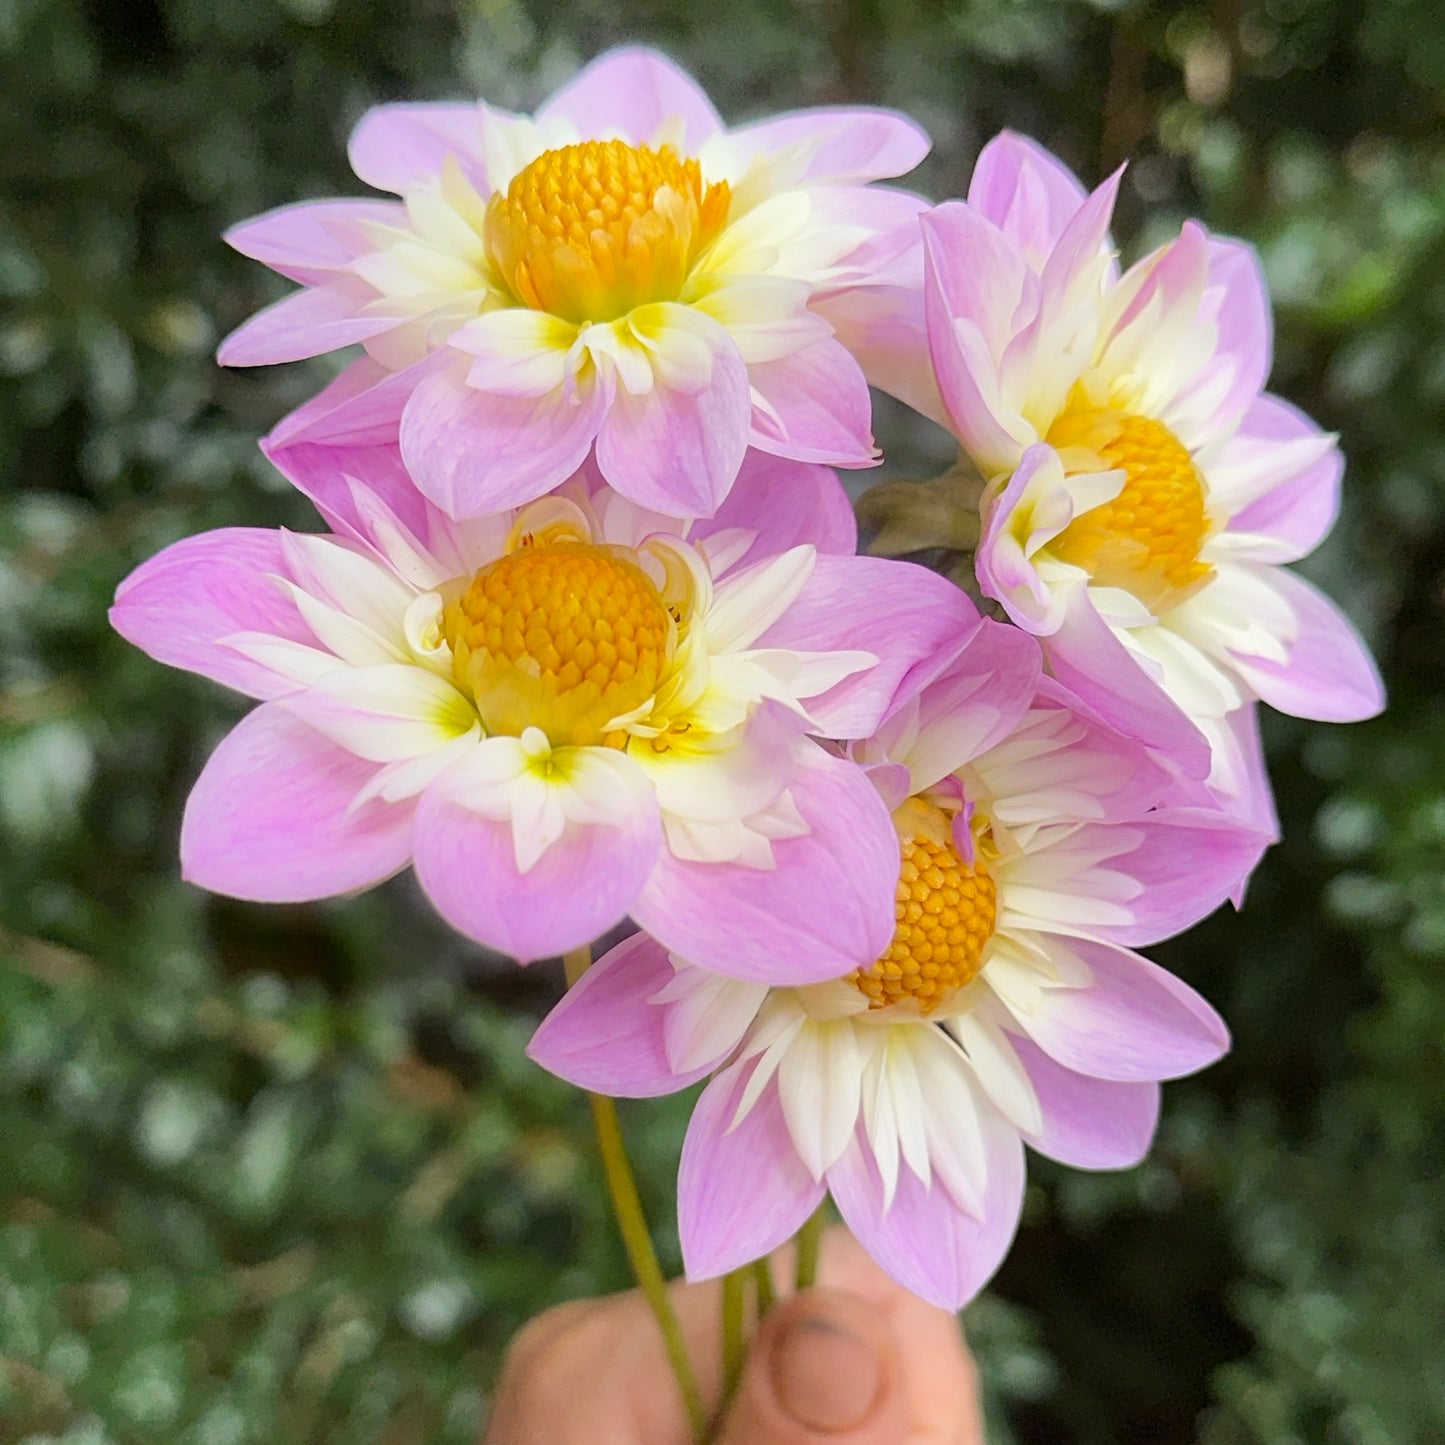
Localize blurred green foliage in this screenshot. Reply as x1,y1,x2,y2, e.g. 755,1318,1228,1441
1,0,1442,1440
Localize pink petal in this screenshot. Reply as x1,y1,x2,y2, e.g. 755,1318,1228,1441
1219,395,1342,560
724,107,930,184
347,101,488,194
1095,806,1274,945
411,763,662,964
756,554,982,738
267,356,422,448
679,1061,826,1280
1183,237,1272,434
537,46,724,152
1019,936,1229,1083
263,438,432,545
696,450,857,566
527,933,711,1097
1228,567,1384,723
968,131,1090,257
813,280,944,427
1011,1035,1160,1169
217,282,396,367
903,619,1041,791
746,336,878,468
632,743,899,984
921,202,1031,469
224,199,407,286
1044,589,1215,782
180,704,414,901
828,1110,1026,1312
111,529,313,700
594,328,751,518
399,360,606,519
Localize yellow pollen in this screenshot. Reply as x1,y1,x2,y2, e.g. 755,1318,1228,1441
850,833,998,1015
444,541,672,746
485,139,731,324
1048,411,1214,612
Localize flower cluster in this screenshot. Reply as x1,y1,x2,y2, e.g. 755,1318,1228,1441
113,48,1382,1312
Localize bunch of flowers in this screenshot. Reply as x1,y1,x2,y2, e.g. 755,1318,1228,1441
112,46,1382,1438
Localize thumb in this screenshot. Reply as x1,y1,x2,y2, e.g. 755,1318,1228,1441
715,1288,910,1445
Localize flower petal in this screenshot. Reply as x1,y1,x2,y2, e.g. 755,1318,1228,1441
223,199,408,288
633,743,899,984
893,618,1041,793
111,529,315,700
1044,588,1214,781
1011,1034,1160,1169
1015,935,1229,1082
180,704,414,901
267,356,425,449
828,1108,1026,1312
678,1061,827,1280
263,438,433,545
1227,566,1385,723
723,107,930,185
347,101,488,194
527,933,715,1096
747,336,878,468
217,282,396,367
696,451,856,568
756,555,982,738
594,308,751,518
399,358,606,519
1209,395,1341,561
411,745,661,963
537,46,724,152
966,131,1090,260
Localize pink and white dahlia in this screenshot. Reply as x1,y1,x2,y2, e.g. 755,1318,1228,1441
918,132,1383,799
218,46,929,521
111,443,976,973
530,621,1265,1309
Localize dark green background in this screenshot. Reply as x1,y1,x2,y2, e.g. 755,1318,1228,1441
2,1,1442,1441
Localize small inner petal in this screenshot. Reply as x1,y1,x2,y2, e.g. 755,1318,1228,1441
444,539,674,746
485,139,731,324
1048,409,1215,613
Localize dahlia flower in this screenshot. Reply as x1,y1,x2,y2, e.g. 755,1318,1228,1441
529,621,1265,1308
917,132,1382,795
218,46,930,521
111,443,978,972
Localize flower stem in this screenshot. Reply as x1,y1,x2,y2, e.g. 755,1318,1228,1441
562,945,707,1444
751,1255,777,1317
720,1266,748,1401
795,1202,826,1292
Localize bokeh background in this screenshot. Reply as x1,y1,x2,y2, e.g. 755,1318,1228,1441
2,1,1443,1441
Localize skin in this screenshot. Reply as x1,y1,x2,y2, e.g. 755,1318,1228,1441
483,1227,985,1445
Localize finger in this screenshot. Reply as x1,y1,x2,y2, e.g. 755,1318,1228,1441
714,1286,910,1445
483,1276,726,1445
811,1228,983,1444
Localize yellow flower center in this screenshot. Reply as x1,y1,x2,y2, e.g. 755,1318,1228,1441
1047,410,1214,612
484,140,732,325
444,541,673,746
851,831,998,1015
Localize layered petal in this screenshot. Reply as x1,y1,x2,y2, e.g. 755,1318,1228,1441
679,1061,827,1280
632,743,900,984
412,742,662,963
180,705,414,901
829,1107,1026,1312
111,529,315,700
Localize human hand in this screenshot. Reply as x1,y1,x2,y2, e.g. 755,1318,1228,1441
482,1226,984,1444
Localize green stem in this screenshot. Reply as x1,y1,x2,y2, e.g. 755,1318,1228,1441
795,1203,826,1293
563,946,707,1444
751,1255,777,1318
720,1266,748,1405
